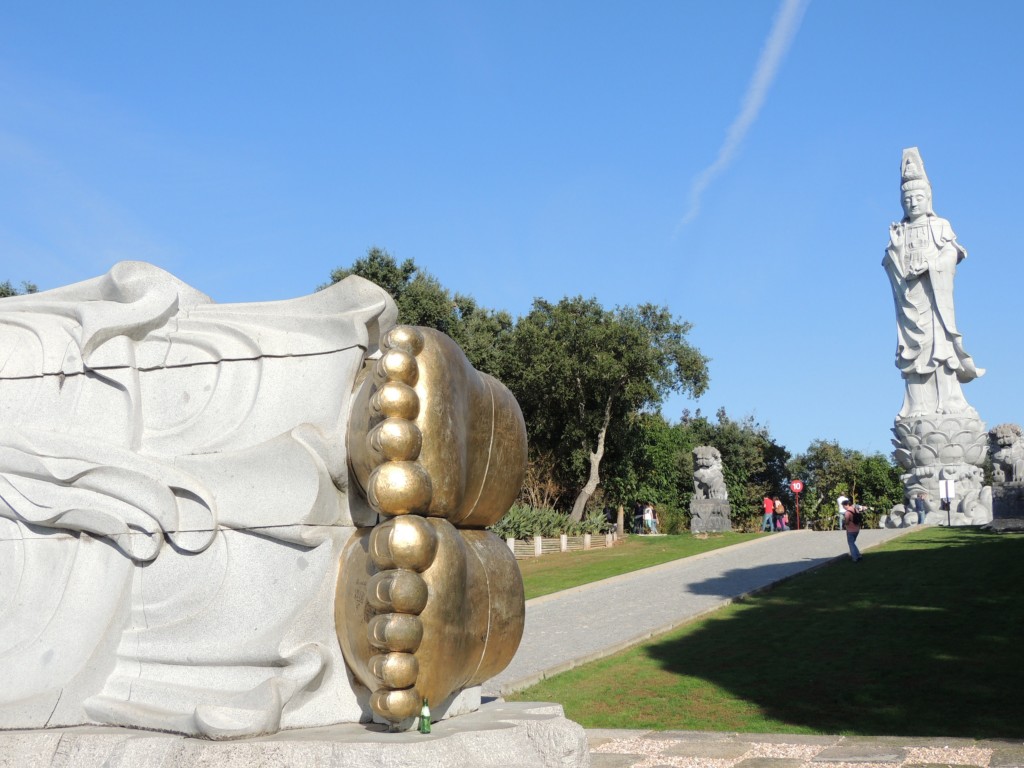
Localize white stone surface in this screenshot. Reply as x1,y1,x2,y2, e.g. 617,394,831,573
884,149,992,524
884,147,984,419
0,262,397,737
0,701,589,768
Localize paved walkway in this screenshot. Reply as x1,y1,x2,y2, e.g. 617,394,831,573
485,528,910,697
481,527,1020,768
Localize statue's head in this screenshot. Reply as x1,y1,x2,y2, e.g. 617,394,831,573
901,181,932,221
900,147,933,220
693,445,722,469
990,423,1022,449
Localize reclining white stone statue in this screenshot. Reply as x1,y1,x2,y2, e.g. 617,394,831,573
0,261,527,739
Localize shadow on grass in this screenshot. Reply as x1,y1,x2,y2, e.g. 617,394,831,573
645,528,1024,739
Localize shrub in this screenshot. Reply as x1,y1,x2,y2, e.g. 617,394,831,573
658,505,689,535
489,505,611,540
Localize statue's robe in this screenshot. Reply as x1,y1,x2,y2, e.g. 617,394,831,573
883,215,983,415
0,262,396,737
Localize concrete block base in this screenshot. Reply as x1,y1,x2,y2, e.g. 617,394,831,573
0,701,589,768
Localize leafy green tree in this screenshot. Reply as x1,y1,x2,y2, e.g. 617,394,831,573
598,411,690,528
324,248,510,373
675,408,790,530
0,280,38,298
853,453,903,514
787,440,858,528
325,247,458,333
496,297,709,521
448,294,514,377
787,440,902,528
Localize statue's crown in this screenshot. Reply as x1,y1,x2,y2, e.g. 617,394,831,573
901,147,930,190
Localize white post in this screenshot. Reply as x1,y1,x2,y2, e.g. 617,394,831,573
534,535,542,557
559,534,567,552
506,537,515,553
584,533,591,550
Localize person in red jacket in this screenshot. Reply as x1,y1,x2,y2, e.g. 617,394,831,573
762,496,775,532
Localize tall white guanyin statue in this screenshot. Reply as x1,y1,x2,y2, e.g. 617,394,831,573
0,262,527,738
884,148,991,524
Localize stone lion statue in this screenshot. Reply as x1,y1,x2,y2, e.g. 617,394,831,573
0,262,527,738
990,423,1024,484
692,446,728,500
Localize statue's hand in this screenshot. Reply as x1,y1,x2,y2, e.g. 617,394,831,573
889,222,903,248
908,256,928,276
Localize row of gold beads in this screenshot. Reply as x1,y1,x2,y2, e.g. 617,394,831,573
364,327,436,721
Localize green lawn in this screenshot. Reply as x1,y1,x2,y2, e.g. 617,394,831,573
508,527,1024,739
517,532,760,600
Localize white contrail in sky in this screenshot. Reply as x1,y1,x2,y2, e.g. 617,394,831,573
678,0,810,230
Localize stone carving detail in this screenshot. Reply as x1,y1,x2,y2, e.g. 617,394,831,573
990,423,1024,485
884,148,991,525
692,446,728,500
891,414,991,524
988,424,1024,529
0,262,527,738
690,446,731,533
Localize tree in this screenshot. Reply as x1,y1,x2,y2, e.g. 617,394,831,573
675,408,790,530
325,247,457,332
0,280,38,298
787,440,902,528
448,294,514,378
324,248,510,373
497,297,709,521
600,411,695,533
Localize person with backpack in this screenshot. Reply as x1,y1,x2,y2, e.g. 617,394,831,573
842,499,863,562
773,497,789,531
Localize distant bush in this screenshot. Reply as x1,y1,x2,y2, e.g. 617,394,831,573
658,505,689,535
489,504,610,540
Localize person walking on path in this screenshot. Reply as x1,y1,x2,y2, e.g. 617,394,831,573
762,496,775,532
836,495,849,531
773,497,788,531
642,503,659,534
842,499,862,562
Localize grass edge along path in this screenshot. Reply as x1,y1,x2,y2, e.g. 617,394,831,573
517,532,761,601
508,527,1024,740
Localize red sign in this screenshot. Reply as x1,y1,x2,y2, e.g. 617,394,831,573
790,479,804,493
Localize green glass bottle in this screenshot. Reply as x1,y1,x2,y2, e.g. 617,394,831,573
418,697,431,734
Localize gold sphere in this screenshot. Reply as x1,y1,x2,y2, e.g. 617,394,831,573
374,348,419,387
370,382,419,421
369,515,438,572
370,687,421,721
368,570,429,614
368,418,422,462
369,461,432,516
370,652,419,690
384,326,425,356
368,613,423,653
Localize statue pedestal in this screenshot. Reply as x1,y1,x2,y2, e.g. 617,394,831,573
891,414,992,525
690,499,732,533
0,701,588,768
988,482,1024,532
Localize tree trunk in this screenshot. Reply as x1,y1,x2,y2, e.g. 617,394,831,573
569,396,614,522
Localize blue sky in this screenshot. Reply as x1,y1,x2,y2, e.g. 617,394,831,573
2,1,1022,459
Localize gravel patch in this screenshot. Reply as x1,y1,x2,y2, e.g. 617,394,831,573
592,738,995,768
